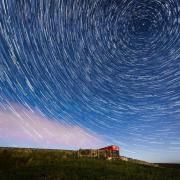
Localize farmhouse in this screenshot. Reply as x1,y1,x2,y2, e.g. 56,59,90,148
78,145,120,159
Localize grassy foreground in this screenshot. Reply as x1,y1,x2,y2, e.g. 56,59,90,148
0,147,180,180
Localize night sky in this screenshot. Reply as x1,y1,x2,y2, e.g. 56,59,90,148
0,0,180,163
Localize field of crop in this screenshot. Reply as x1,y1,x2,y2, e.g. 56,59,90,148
0,147,180,180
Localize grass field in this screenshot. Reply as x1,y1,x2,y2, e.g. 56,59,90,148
0,147,180,180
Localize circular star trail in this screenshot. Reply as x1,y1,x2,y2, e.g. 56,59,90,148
0,0,180,162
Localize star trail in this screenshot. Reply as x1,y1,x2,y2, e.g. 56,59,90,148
0,0,180,163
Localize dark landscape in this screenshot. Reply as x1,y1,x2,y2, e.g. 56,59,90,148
0,147,180,180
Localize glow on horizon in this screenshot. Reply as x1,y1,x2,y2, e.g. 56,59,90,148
0,103,105,149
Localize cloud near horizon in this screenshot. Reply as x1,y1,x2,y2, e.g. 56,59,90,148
0,103,105,149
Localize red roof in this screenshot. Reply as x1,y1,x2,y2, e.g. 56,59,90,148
99,145,119,151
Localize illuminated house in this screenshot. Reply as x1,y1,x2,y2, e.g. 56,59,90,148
99,145,120,158
78,145,120,159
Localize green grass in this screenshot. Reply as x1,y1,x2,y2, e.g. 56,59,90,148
0,147,180,180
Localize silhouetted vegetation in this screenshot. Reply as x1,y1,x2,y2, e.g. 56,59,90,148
0,147,180,180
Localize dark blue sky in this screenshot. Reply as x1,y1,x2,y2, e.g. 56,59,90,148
0,0,180,163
